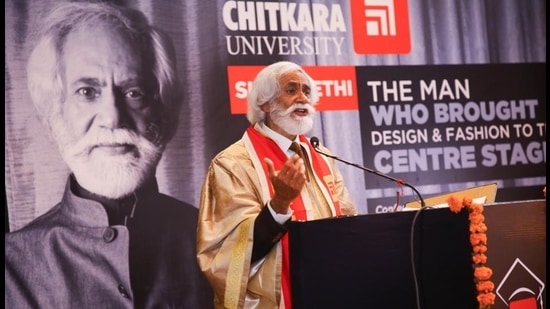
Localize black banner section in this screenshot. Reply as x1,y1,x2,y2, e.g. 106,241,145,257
357,63,546,210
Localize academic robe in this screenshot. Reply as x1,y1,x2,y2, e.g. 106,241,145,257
197,125,356,309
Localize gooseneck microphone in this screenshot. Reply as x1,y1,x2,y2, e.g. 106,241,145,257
310,136,426,208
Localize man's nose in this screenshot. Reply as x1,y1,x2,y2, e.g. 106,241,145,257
297,90,310,103
95,92,129,129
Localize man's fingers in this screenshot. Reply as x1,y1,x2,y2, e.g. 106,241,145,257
265,155,306,182
264,157,275,177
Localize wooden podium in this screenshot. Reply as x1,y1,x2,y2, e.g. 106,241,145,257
287,199,546,309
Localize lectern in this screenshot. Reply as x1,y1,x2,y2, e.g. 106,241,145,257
287,207,478,309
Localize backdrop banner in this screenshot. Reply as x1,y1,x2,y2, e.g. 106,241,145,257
5,0,546,223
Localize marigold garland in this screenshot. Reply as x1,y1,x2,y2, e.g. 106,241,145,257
447,195,495,309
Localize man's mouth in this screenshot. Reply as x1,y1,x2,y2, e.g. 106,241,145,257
91,143,135,156
293,108,309,116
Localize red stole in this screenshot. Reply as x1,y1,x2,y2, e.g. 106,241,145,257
245,125,343,309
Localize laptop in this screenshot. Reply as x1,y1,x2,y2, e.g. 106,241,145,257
404,182,498,209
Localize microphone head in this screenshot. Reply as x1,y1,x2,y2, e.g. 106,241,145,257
310,136,320,148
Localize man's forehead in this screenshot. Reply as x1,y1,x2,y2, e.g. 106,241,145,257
62,24,147,80
279,70,310,87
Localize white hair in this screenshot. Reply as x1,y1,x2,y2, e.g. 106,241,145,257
246,61,319,124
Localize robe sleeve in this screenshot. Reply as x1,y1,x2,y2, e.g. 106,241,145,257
196,141,282,308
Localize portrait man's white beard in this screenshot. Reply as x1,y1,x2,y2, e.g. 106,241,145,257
270,102,315,136
50,117,163,199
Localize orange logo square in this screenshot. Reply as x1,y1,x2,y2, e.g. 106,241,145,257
350,0,411,54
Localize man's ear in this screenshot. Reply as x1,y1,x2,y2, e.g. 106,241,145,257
260,102,270,113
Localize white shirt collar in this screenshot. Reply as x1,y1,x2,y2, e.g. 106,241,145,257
256,121,299,155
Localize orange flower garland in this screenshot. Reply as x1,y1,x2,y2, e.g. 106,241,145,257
447,195,496,309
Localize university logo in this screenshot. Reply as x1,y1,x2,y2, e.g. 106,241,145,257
496,258,545,309
350,0,411,54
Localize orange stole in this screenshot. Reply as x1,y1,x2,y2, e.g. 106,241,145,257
245,126,343,309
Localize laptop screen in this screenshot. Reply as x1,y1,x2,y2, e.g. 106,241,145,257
404,182,498,209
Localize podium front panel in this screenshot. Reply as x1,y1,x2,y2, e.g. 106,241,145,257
287,208,477,309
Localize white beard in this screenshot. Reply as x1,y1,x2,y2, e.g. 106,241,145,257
269,102,315,136
50,118,163,199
